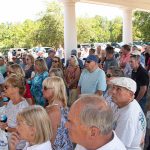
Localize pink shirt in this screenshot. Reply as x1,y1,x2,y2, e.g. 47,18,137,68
119,53,130,69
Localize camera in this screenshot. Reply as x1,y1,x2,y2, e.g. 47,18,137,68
2,97,10,102
0,115,7,123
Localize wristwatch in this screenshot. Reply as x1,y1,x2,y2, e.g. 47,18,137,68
5,126,9,132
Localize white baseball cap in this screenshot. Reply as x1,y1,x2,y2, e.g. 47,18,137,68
111,77,137,93
131,50,141,56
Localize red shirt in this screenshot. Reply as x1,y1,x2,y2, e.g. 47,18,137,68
24,83,32,98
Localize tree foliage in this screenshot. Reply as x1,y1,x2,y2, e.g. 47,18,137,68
0,2,150,54
133,11,150,41
34,1,64,48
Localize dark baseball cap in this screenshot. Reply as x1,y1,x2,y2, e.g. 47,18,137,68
85,55,98,63
48,49,56,54
71,49,77,56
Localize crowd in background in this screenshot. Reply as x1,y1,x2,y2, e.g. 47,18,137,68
0,43,149,150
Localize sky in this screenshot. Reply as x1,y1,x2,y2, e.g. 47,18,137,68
0,0,123,23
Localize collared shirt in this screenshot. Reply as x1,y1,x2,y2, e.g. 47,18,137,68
131,65,149,98
75,131,126,150
114,99,146,150
23,141,52,150
103,57,118,72
119,53,130,68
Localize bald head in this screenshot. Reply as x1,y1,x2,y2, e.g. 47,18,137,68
74,94,108,110
71,95,113,135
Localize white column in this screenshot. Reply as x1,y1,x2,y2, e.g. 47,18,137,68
122,8,133,44
61,0,77,60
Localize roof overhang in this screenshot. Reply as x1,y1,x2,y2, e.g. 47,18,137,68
77,0,150,11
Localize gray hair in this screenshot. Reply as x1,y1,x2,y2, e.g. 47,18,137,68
49,68,64,79
79,96,113,135
109,66,124,77
130,54,140,61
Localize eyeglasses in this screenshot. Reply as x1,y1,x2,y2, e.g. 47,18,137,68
36,57,44,61
106,73,112,78
4,85,11,90
7,71,14,74
71,55,75,58
86,60,92,63
52,60,59,63
130,54,140,58
43,86,52,91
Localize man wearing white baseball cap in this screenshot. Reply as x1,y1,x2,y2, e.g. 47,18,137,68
111,77,146,150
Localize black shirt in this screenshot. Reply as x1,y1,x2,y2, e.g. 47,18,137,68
145,52,150,67
131,65,149,98
25,65,34,79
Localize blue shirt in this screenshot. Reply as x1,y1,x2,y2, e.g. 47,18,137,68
46,57,53,70
78,68,106,94
30,71,48,106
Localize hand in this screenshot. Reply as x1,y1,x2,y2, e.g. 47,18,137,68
98,64,103,69
0,122,7,130
9,132,20,150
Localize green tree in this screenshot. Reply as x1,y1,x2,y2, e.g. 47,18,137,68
0,23,14,49
95,16,110,42
133,11,150,41
34,1,64,48
77,17,97,43
109,17,122,42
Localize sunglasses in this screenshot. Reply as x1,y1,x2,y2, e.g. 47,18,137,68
86,60,92,63
36,57,44,61
4,85,10,90
7,71,14,74
130,54,139,58
43,86,52,91
106,73,112,78
52,60,59,63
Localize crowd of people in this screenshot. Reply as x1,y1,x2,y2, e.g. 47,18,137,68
0,44,149,150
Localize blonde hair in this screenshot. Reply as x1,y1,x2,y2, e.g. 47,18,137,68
70,55,79,66
5,74,25,96
17,105,53,144
43,76,67,107
35,58,48,73
9,63,25,79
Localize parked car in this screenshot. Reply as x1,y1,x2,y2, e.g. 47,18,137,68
32,47,52,58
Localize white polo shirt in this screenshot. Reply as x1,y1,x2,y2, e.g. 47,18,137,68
114,99,146,150
23,141,52,150
75,131,126,150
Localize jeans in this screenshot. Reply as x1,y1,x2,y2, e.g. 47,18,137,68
139,96,147,112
